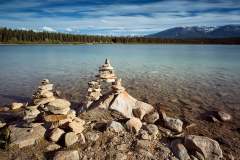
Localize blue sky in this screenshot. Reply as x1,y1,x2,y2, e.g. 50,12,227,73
0,0,239,35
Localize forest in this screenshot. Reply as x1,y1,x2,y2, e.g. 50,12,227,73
1,28,240,44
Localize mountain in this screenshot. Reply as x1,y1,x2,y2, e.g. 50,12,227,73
147,25,240,39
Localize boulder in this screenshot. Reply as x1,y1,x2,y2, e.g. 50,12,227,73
217,111,232,121
126,117,142,134
184,135,223,160
133,101,154,120
85,132,99,142
9,124,46,148
109,91,137,118
11,102,24,110
23,106,40,120
136,140,152,150
115,153,128,160
33,96,56,106
98,94,115,109
41,79,50,85
171,139,191,160
49,128,65,142
145,124,159,139
139,129,151,140
46,143,61,151
53,150,79,160
68,121,85,134
162,111,183,133
0,121,6,128
40,90,54,98
107,121,125,133
143,112,159,124
47,99,71,115
64,132,78,147
67,109,76,119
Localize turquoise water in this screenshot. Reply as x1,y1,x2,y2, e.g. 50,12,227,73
0,44,240,107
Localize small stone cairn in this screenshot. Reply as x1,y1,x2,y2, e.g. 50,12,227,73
32,79,55,106
21,79,85,148
96,58,116,83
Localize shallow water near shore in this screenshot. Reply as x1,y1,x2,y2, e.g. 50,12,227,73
0,44,240,157
0,44,240,106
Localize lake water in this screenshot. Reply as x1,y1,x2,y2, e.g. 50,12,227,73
0,44,240,111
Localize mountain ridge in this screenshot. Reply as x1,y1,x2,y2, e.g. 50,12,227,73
147,25,240,39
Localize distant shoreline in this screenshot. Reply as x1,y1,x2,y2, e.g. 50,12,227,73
0,42,240,46
1,28,240,45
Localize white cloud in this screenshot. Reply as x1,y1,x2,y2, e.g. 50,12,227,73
42,26,56,32
65,28,73,32
0,0,240,35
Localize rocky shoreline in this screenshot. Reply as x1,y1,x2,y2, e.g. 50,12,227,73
0,59,236,160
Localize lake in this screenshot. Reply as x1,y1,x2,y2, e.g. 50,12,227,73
0,44,240,112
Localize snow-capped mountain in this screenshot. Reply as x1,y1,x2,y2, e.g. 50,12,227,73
147,25,240,39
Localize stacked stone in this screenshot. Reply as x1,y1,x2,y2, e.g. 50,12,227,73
96,59,117,83
87,80,102,101
112,78,125,94
32,79,56,106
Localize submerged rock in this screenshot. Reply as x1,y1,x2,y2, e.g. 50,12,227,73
53,150,79,160
126,117,142,134
161,111,183,133
217,111,232,121
184,135,223,160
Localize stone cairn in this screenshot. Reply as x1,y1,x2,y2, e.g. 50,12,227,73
96,58,117,83
20,79,85,148
83,58,119,109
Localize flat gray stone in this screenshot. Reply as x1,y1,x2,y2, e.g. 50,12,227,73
9,124,46,148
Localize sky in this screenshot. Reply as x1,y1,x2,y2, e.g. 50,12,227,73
0,0,240,36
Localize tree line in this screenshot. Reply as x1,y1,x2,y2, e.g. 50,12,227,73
0,27,240,44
